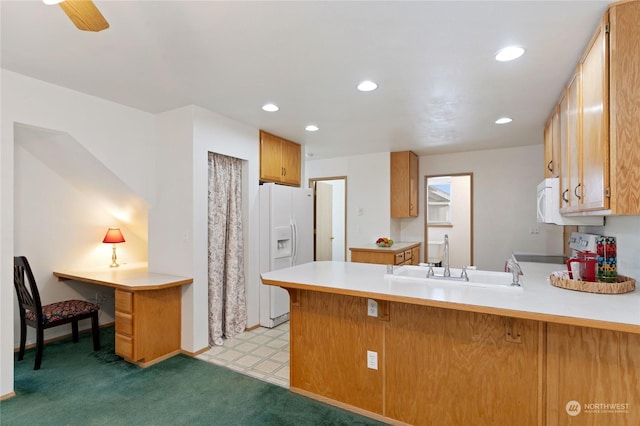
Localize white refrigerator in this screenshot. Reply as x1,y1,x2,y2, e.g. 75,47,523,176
259,183,313,328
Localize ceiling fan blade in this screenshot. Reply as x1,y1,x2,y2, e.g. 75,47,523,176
58,0,109,32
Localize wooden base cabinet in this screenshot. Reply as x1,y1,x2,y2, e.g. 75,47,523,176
115,287,182,366
349,243,420,266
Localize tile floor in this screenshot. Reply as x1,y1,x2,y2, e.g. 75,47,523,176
196,322,290,388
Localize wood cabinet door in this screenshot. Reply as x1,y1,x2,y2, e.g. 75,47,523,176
544,108,561,178
544,116,554,178
559,90,573,212
411,246,420,265
581,18,609,211
562,71,582,214
391,151,418,218
260,131,283,182
552,107,561,178
409,151,418,216
281,139,301,186
609,1,640,214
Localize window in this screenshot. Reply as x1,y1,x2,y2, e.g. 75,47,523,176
427,177,452,225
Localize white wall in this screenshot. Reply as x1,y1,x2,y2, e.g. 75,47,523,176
306,152,391,260
149,105,260,353
308,145,565,270
1,70,155,398
583,216,640,281
407,145,565,270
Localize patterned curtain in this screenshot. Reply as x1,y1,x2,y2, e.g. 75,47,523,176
207,152,247,346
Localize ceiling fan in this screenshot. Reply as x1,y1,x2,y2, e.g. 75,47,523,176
43,0,109,32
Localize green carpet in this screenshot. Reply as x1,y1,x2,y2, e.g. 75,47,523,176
1,327,388,426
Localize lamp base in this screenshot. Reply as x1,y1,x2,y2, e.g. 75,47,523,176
110,244,120,267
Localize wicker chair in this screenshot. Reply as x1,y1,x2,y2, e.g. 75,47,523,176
13,256,101,370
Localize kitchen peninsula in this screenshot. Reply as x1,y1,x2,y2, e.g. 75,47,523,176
261,261,640,425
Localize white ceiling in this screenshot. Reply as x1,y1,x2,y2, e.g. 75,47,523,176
1,0,610,159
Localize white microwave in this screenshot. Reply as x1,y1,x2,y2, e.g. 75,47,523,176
536,178,603,225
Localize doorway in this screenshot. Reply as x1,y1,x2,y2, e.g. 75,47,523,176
424,173,473,268
308,177,347,261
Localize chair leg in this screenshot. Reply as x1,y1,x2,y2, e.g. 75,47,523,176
34,326,44,370
91,312,101,351
72,321,79,343
18,319,27,361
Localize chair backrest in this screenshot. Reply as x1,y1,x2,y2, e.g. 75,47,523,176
13,256,43,321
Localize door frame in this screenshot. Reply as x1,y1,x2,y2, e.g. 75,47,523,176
308,176,348,262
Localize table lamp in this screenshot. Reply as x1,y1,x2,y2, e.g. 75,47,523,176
103,227,125,267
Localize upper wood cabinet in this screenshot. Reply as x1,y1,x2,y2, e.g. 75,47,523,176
554,0,640,215
543,105,561,178
259,130,301,187
390,151,418,218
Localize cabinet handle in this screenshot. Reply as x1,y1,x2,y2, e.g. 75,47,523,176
574,183,581,200
547,160,553,172
562,189,569,203
283,167,287,176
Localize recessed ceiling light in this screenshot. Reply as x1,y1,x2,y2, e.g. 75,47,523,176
357,80,378,92
495,117,513,124
262,103,279,112
305,125,319,132
495,46,525,62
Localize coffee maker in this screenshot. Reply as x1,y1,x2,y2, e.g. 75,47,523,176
567,232,617,282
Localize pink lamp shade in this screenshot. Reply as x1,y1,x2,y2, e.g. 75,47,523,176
103,227,125,244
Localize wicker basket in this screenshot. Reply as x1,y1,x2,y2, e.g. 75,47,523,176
549,271,636,294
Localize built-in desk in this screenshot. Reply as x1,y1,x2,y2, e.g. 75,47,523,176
54,264,192,367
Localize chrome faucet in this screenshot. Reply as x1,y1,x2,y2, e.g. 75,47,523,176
424,235,469,282
506,257,523,287
443,234,451,277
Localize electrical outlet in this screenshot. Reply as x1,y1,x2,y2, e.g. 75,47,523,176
367,299,378,317
95,292,108,306
367,350,378,370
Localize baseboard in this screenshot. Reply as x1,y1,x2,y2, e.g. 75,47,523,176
0,391,16,401
181,346,210,357
289,386,410,426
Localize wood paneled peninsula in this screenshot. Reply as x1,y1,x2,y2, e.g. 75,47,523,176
261,261,640,425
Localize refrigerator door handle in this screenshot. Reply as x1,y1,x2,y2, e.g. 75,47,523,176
290,220,297,266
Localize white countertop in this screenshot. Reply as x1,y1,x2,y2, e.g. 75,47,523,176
261,261,640,333
54,262,193,291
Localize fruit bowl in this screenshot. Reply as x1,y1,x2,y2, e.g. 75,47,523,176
376,238,393,247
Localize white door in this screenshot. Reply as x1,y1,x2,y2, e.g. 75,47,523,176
315,182,333,261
